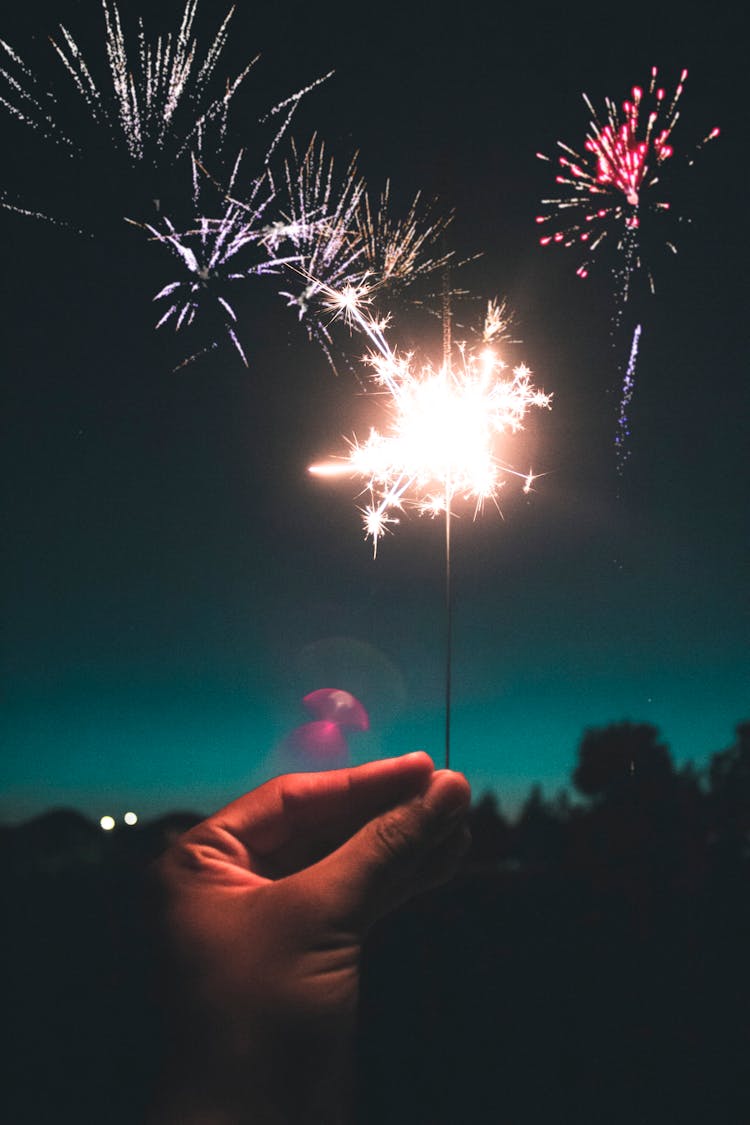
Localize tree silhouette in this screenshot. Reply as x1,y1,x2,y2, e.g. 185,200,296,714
513,784,568,865
466,791,511,864
707,720,750,868
572,720,674,802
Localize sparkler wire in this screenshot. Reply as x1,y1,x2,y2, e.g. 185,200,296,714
442,265,453,768
444,481,453,769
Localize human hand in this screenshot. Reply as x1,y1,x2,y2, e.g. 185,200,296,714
148,752,471,1124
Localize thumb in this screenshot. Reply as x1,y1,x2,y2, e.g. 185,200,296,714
313,769,471,930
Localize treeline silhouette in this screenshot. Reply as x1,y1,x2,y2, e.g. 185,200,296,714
3,719,749,1124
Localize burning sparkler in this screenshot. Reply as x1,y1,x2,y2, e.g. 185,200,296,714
309,281,551,764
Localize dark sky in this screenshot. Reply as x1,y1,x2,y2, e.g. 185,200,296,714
1,0,747,823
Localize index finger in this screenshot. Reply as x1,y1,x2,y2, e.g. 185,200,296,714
211,752,435,857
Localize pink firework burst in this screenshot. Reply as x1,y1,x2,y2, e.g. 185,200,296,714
536,67,719,283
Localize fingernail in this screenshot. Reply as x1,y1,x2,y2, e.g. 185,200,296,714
402,751,432,766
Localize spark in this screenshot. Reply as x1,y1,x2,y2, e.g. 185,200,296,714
309,284,551,555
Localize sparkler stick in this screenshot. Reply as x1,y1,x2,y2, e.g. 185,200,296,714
442,266,453,768
444,476,453,769
309,278,551,769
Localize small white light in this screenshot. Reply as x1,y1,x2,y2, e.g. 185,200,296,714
123,811,138,826
100,815,116,831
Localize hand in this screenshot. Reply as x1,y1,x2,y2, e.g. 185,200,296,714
148,752,471,1125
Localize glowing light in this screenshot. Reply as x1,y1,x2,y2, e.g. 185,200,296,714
123,811,138,826
309,285,551,555
99,815,116,831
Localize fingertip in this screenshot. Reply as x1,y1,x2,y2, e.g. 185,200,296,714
427,770,472,817
401,751,435,771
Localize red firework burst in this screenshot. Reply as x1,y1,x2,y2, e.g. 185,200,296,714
536,67,719,281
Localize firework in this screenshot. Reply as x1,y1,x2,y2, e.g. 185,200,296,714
269,136,367,369
272,140,460,372
128,152,301,366
536,67,718,470
354,181,455,299
536,67,719,286
309,284,551,556
0,0,332,229
0,2,250,171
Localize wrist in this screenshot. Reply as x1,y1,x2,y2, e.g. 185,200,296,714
149,1023,355,1125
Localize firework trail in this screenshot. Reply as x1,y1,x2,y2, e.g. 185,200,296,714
536,67,719,468
309,281,551,556
614,323,641,474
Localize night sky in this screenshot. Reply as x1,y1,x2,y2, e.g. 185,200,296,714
1,0,747,824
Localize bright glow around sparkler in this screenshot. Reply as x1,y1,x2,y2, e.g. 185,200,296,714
309,286,551,555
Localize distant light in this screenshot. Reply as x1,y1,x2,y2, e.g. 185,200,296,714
100,815,116,831
123,811,138,826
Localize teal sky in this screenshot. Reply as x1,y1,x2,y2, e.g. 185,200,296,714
1,0,747,824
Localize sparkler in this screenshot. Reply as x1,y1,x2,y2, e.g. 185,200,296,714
309,281,551,765
536,66,718,467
